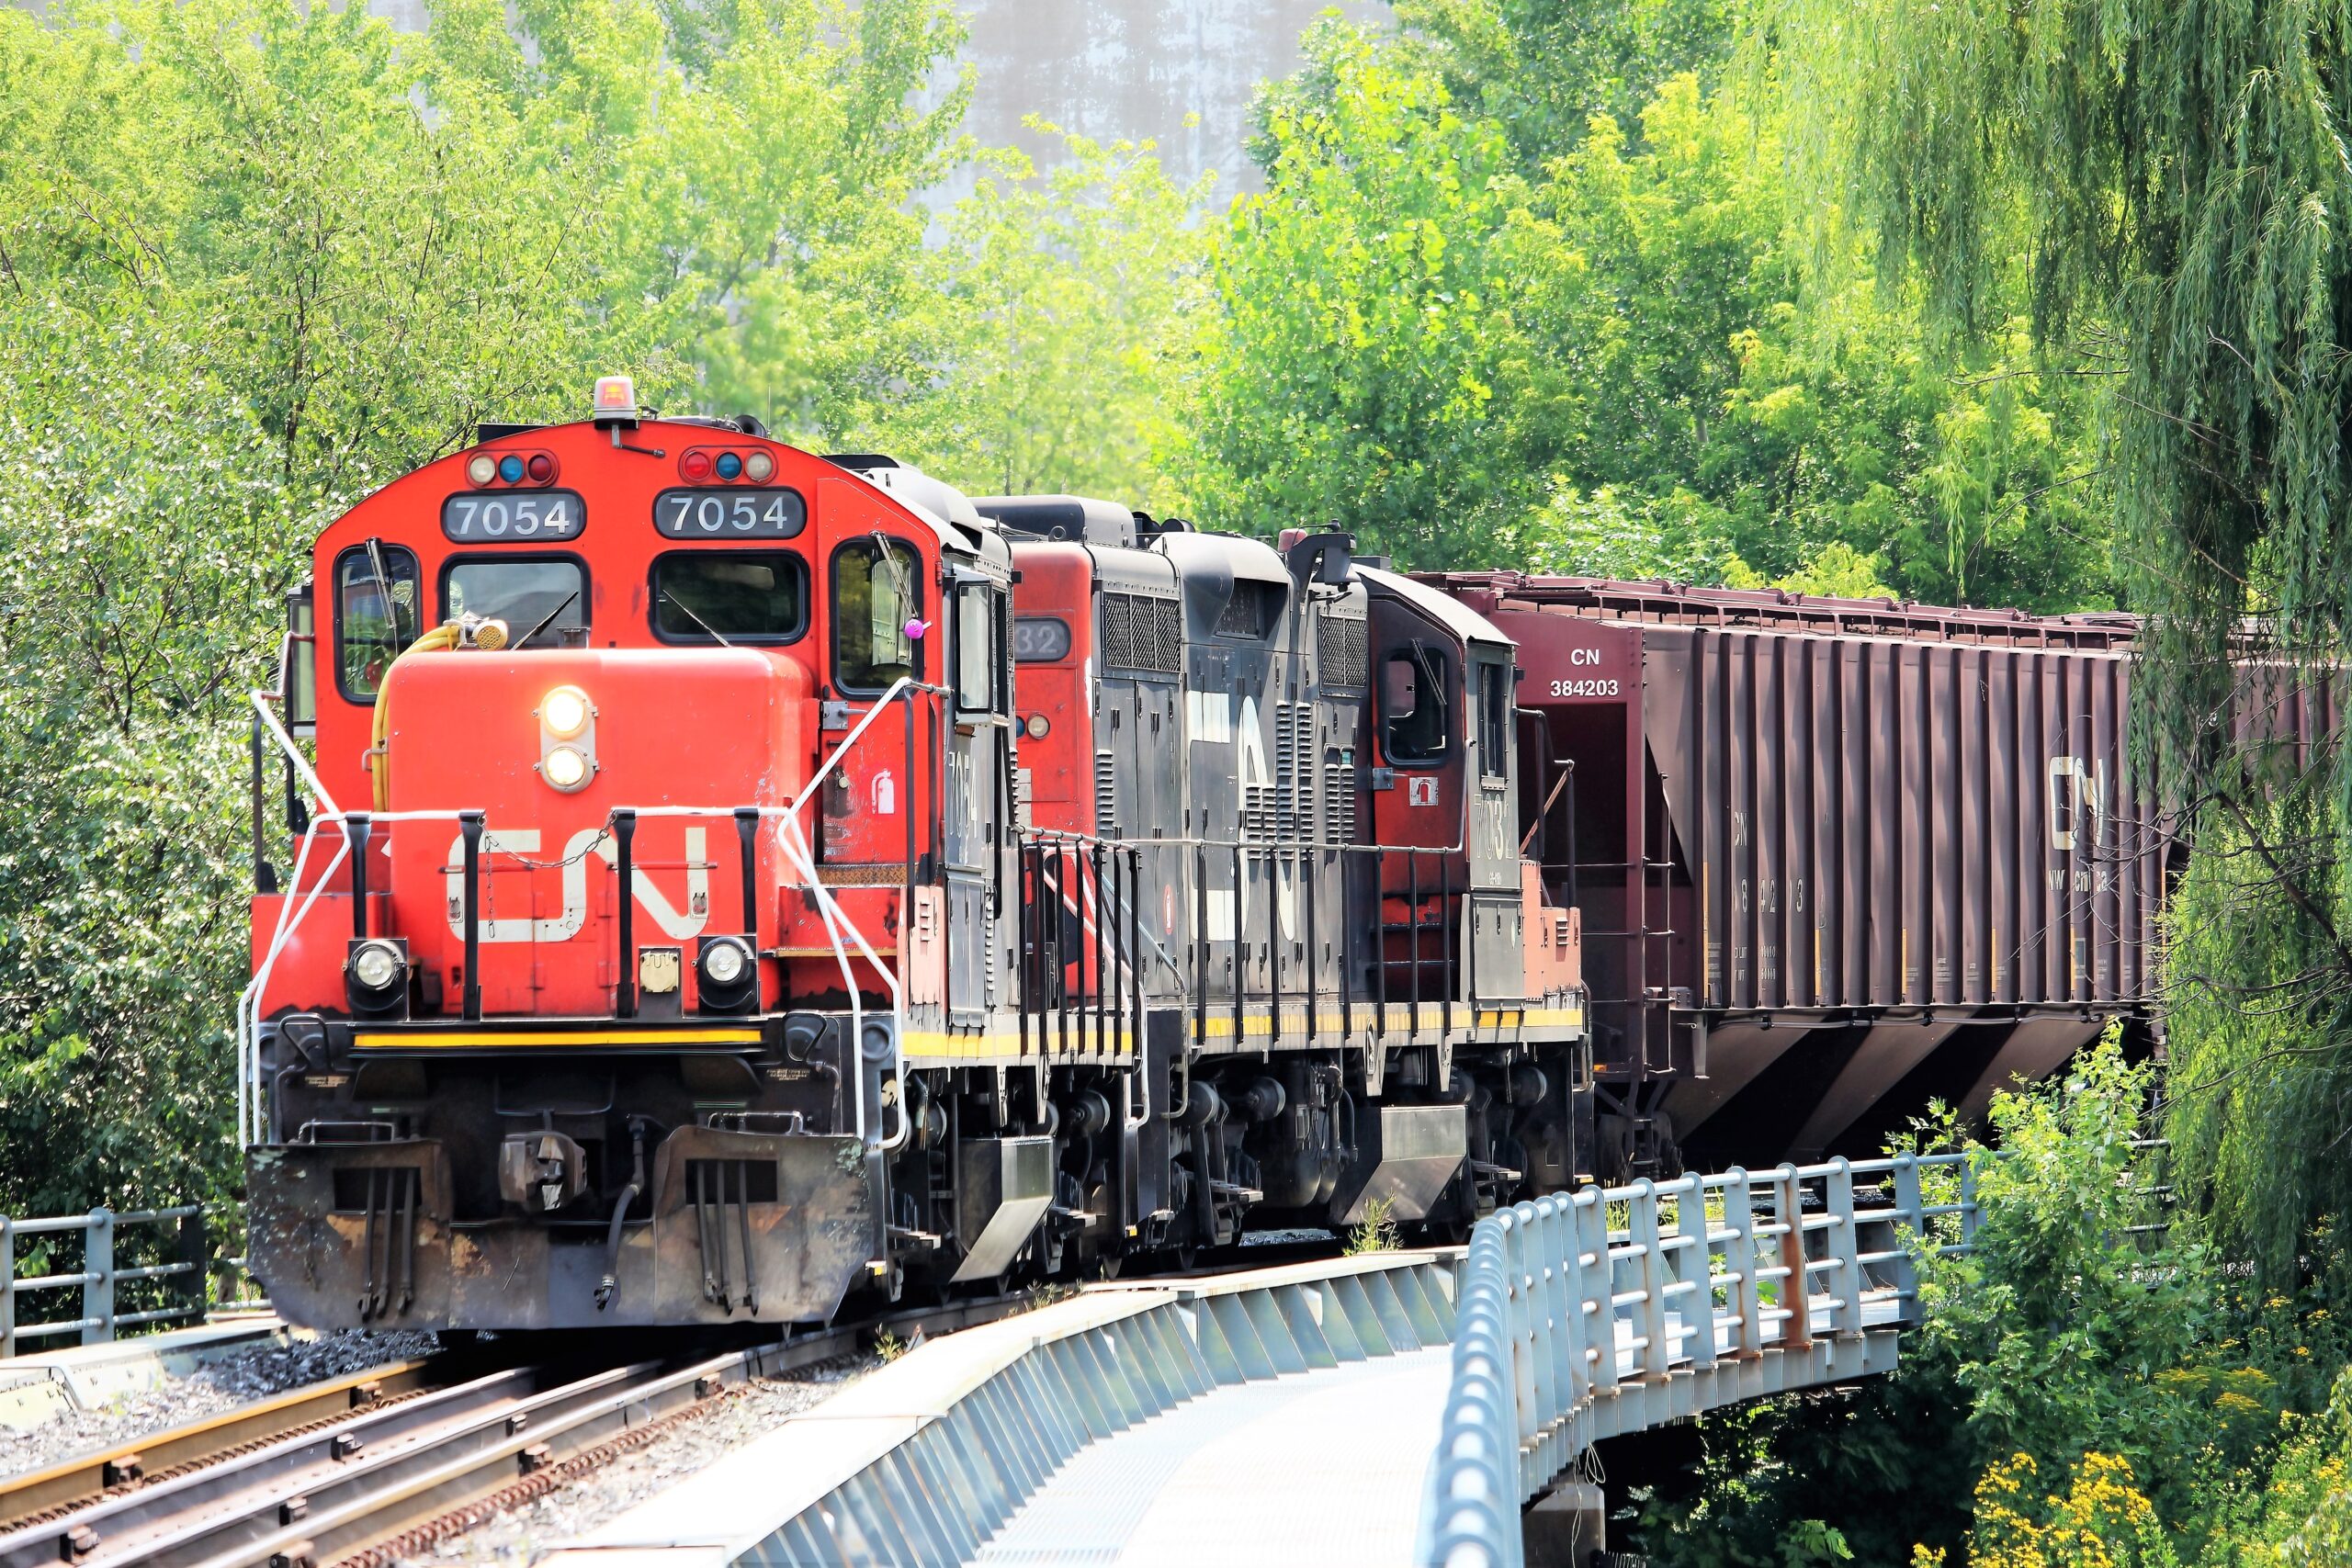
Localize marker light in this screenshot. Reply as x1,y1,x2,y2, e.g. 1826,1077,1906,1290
681,450,713,482
468,455,498,486
592,374,639,423
350,940,403,992
542,746,591,791
541,686,592,739
1025,713,1050,739
744,450,775,483
499,455,526,483
716,452,743,480
526,454,555,482
703,941,747,986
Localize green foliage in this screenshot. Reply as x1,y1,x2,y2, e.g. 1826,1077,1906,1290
1918,1042,2213,1506
1391,0,1736,166
1182,26,2115,608
1758,0,2352,1267
1178,21,1529,563
1625,1041,2352,1567
2164,780,2352,1284
865,122,1210,503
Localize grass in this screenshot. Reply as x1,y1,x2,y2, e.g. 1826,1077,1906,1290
1346,1198,1400,1255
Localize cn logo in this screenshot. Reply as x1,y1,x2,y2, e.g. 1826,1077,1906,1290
443,827,710,943
2047,756,2107,852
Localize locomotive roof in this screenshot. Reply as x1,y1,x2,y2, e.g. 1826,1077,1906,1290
971,493,1137,547
1362,564,1515,649
1420,570,2138,651
1154,527,1295,591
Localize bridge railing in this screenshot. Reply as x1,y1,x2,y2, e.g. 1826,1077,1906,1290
0,1205,254,1357
1421,1154,1979,1568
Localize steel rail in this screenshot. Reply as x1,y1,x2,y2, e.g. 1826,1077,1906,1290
0,1292,1026,1568
0,1359,437,1530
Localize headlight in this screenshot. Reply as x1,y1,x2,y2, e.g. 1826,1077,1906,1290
542,686,592,739
542,745,591,791
703,940,748,986
351,940,403,993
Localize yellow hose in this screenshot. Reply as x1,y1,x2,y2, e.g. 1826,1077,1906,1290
366,624,461,812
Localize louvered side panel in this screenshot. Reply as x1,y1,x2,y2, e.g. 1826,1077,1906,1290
1095,751,1118,839
1274,703,1299,839
1325,747,1351,844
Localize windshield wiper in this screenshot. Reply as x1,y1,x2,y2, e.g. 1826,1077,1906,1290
512,589,582,651
659,591,732,647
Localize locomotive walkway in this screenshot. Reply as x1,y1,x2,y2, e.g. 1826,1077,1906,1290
545,1154,1964,1568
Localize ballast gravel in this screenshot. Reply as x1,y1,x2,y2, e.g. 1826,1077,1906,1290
0,1327,440,1478
396,1355,876,1565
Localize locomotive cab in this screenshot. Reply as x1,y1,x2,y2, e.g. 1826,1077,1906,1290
243,394,1020,1329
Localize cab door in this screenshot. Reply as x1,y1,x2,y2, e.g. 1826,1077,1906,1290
943,573,1012,1022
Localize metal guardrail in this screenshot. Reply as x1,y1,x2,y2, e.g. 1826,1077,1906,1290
0,1205,221,1357
1421,1154,1981,1568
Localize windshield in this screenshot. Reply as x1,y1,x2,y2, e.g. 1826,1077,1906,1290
445,558,587,642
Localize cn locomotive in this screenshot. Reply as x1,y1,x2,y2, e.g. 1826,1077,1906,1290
240,378,2171,1332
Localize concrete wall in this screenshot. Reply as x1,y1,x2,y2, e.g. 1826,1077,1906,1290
351,0,1387,202
951,0,1386,201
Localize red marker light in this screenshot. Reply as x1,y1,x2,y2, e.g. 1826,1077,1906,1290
681,450,713,482
526,453,555,483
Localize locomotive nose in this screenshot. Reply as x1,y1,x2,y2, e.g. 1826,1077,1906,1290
376,645,811,1018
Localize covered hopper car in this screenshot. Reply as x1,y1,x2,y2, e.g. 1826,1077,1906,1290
1427,572,2177,1176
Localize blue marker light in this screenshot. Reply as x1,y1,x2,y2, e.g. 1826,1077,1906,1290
716,452,743,480
498,455,525,482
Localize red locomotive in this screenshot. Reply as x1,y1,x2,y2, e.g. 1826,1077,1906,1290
242,379,1588,1330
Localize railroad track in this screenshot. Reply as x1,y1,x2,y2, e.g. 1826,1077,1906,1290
0,1294,1022,1568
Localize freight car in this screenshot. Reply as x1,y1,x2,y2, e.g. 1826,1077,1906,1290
240,380,1587,1332
1427,572,2177,1177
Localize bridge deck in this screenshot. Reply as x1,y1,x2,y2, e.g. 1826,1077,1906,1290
967,1292,1900,1568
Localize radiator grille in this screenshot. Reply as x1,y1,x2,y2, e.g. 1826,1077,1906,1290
1094,751,1118,839
1274,703,1301,839
1102,593,1181,673
1318,615,1369,688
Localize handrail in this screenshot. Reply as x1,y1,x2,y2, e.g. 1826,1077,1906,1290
1,1204,233,1357
238,682,937,1152
1419,1153,1984,1568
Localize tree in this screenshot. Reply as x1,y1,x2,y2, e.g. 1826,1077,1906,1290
865,122,1212,503
1184,28,2114,606
1754,0,2352,1267
1174,20,1533,563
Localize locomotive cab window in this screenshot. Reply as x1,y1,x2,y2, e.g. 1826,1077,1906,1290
444,558,587,644
1476,660,1510,780
954,581,1002,714
652,551,807,642
335,542,421,702
833,537,922,694
1381,642,1451,764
